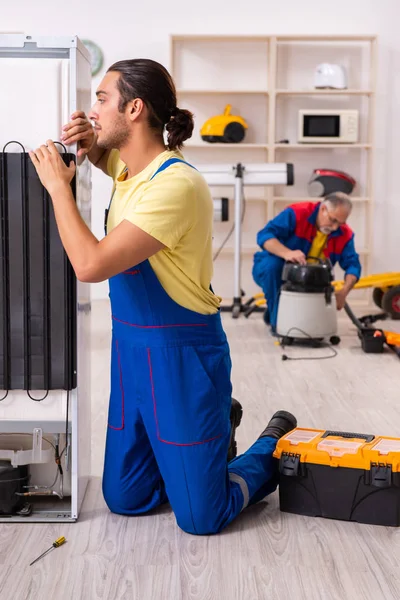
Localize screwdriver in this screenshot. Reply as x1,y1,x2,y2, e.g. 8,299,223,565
29,536,66,566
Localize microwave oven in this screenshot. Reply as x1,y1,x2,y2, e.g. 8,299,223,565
298,109,359,143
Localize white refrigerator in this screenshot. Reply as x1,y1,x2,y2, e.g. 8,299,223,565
0,34,92,522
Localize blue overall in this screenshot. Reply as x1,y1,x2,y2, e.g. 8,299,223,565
102,158,279,535
253,203,361,329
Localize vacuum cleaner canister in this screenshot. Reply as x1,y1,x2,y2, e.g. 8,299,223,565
277,261,338,341
282,262,332,291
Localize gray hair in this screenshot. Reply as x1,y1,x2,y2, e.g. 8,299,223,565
323,191,352,212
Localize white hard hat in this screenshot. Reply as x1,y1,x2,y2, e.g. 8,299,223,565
314,63,347,89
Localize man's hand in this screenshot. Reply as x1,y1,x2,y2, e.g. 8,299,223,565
29,140,76,196
335,274,358,310
61,111,95,158
284,249,307,265
335,289,347,310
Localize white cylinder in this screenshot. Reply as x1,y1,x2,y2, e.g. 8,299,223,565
276,290,338,339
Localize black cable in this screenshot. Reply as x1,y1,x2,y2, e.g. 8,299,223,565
279,327,338,361
60,388,69,459
27,390,49,402
0,151,10,401
55,440,63,477
213,190,246,262
21,152,31,394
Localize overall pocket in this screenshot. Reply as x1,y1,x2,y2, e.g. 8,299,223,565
147,343,232,445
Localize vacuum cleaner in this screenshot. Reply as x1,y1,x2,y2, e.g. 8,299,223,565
276,259,340,345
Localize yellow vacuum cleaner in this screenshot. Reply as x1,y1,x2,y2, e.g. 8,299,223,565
200,104,248,143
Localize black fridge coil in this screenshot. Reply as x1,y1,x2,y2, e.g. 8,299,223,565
0,143,77,394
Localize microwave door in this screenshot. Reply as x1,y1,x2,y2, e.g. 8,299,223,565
303,115,340,142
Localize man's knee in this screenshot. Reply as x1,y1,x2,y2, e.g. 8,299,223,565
264,255,285,277
254,255,284,286
102,478,140,515
175,506,223,536
102,477,164,516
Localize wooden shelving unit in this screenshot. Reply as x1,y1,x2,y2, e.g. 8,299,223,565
170,34,377,303
274,143,373,149
275,89,373,95
177,90,269,95
185,143,269,149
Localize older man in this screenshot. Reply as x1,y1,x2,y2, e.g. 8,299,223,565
253,192,362,331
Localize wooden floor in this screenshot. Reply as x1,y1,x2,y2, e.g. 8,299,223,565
2,300,400,600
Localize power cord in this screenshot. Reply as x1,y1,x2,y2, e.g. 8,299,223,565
213,190,246,262
60,388,69,460
279,327,338,361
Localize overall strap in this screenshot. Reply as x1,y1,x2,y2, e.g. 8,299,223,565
105,159,197,233
149,158,197,180
104,167,128,233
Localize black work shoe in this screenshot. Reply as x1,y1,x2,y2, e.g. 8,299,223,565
259,410,297,440
228,398,243,461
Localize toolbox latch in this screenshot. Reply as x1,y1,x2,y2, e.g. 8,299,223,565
279,452,302,477
370,463,392,488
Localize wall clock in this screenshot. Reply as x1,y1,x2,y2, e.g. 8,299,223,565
82,39,104,76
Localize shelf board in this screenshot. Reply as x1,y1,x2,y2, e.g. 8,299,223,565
276,35,376,42
274,197,370,203
275,143,372,149
243,197,268,203
171,35,270,42
185,143,269,149
172,34,375,43
276,89,373,96
216,196,267,203
177,89,269,95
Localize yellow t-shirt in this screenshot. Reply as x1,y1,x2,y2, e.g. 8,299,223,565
106,149,220,315
307,230,328,263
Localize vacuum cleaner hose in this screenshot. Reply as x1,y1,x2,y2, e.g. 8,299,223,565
344,302,364,330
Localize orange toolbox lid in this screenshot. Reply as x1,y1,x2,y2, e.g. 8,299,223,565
273,428,400,472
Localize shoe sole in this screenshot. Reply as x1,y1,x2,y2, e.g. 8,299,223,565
228,400,243,462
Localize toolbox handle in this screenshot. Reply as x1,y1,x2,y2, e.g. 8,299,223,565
322,431,375,443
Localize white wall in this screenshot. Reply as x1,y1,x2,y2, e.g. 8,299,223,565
2,0,398,299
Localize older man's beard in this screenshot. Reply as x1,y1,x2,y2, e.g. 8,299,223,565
319,226,333,235
97,114,130,150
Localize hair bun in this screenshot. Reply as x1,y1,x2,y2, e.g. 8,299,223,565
166,107,194,150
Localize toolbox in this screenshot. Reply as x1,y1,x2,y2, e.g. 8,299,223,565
357,328,385,353
273,428,400,526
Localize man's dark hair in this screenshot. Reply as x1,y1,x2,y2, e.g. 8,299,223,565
108,58,194,150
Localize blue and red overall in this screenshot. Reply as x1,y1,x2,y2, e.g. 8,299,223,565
253,202,361,328
102,159,279,535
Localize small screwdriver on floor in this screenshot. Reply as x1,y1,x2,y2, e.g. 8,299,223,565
29,536,66,566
